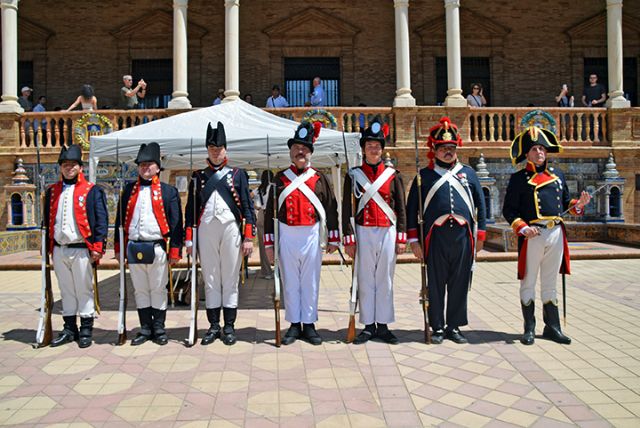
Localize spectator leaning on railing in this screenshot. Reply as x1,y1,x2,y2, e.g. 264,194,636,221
265,85,288,108
18,86,33,111
67,85,97,111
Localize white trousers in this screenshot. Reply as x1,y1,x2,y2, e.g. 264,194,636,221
278,222,321,324
520,225,564,304
52,246,94,317
128,244,168,310
356,225,396,325
199,218,241,308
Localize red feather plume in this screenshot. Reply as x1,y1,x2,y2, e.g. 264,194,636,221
312,121,322,143
382,123,390,138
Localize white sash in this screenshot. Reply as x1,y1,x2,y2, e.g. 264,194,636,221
423,163,474,219
352,167,397,225
280,168,328,246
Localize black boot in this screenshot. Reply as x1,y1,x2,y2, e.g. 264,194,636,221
201,308,221,345
542,302,571,344
282,322,301,345
51,316,78,347
152,308,168,346
376,323,399,345
222,307,237,346
353,323,376,345
302,323,322,345
78,317,94,348
131,307,153,346
521,301,535,345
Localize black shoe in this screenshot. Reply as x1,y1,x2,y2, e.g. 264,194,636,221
51,316,78,347
353,324,376,345
521,301,535,345
201,308,221,346
222,308,237,346
132,307,153,346
430,329,444,344
282,323,301,345
542,302,571,345
78,317,94,348
131,333,152,346
302,323,322,346
446,328,468,344
152,308,168,346
376,324,399,345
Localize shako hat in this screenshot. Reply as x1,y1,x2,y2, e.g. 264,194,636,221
58,144,83,165
206,122,227,148
426,117,462,168
287,121,322,153
135,142,162,168
360,117,390,148
510,126,562,165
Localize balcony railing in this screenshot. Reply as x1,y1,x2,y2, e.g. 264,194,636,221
16,106,610,149
466,107,608,145
18,109,170,148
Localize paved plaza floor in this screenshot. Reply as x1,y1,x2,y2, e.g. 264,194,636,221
0,259,639,427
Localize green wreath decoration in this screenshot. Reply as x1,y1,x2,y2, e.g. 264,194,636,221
73,113,113,150
302,109,338,130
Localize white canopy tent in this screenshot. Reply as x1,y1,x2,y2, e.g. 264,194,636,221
89,100,361,181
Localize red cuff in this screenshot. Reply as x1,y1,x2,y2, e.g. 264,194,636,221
87,241,104,254
477,230,486,241
185,227,193,242
511,218,528,235
264,233,274,247
407,228,418,241
569,199,583,216
169,247,181,260
343,234,356,246
328,229,340,243
244,223,255,239
396,232,407,244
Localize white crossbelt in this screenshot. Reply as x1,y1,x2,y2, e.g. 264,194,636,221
423,163,475,220
279,168,328,245
351,167,397,225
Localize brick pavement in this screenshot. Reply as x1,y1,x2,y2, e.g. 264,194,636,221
0,259,639,427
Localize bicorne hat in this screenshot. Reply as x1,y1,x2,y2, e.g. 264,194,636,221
510,126,562,165
58,144,83,165
206,122,227,148
135,142,162,168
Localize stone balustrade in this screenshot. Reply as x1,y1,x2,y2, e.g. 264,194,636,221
466,107,609,145
17,109,170,148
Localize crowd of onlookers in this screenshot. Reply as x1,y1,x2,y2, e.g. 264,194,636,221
18,72,618,118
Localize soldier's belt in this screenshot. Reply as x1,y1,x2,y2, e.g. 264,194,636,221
54,241,87,249
530,219,562,229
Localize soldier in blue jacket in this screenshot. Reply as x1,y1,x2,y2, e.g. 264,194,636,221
407,117,486,344
503,126,590,345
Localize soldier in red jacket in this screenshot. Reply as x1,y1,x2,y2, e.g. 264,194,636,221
342,119,407,344
44,144,108,348
265,122,340,345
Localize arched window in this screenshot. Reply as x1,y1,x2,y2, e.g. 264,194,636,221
609,187,621,217
482,187,491,219
11,193,23,225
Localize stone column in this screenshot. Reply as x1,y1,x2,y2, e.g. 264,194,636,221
606,0,630,108
443,0,466,107
393,0,416,107
0,0,22,113
168,0,192,109
223,0,240,102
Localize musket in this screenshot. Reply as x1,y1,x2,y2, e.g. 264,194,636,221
414,119,431,344
35,132,53,348
343,131,358,343
116,138,128,345
92,262,101,315
267,135,282,347
241,218,246,286
187,138,199,346
168,238,175,308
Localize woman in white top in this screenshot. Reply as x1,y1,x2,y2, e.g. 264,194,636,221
466,83,487,107
66,84,97,111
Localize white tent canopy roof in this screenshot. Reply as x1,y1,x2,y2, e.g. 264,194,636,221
89,100,361,175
